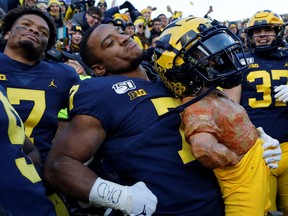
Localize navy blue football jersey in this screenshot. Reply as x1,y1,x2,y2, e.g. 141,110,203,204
69,69,224,215
0,85,56,216
240,52,288,143
0,53,80,162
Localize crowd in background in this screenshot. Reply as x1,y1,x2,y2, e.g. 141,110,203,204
1,0,287,65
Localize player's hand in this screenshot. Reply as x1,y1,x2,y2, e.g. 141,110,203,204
127,182,158,216
257,127,282,169
119,1,135,11
89,178,157,215
274,85,288,102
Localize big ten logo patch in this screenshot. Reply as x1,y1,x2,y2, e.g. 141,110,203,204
249,63,259,69
128,89,148,100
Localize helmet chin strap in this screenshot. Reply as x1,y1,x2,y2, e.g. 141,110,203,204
158,84,217,119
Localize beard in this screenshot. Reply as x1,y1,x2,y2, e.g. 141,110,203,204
105,51,144,75
19,40,43,60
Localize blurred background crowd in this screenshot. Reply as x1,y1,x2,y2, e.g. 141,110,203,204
0,0,288,73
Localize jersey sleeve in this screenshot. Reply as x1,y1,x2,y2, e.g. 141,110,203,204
68,78,112,131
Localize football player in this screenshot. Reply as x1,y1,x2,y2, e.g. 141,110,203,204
44,23,226,215
224,10,288,215
0,85,56,215
0,6,80,215
0,6,80,164
45,20,281,215
154,16,279,215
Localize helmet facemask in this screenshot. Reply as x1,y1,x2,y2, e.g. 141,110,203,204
183,32,246,92
248,27,283,53
246,10,285,53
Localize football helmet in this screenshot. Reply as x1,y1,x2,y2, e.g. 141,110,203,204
154,17,247,96
246,10,285,52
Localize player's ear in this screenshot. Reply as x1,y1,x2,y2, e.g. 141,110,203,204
4,31,11,40
91,64,106,76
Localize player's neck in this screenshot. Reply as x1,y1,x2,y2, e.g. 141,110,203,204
4,47,38,66
109,66,150,81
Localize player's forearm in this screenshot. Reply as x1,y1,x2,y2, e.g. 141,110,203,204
189,132,239,168
44,155,97,201
44,155,158,215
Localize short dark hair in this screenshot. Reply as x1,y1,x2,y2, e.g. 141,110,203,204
157,14,167,18
152,18,161,25
1,6,57,51
80,24,101,68
126,22,134,27
87,6,103,19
